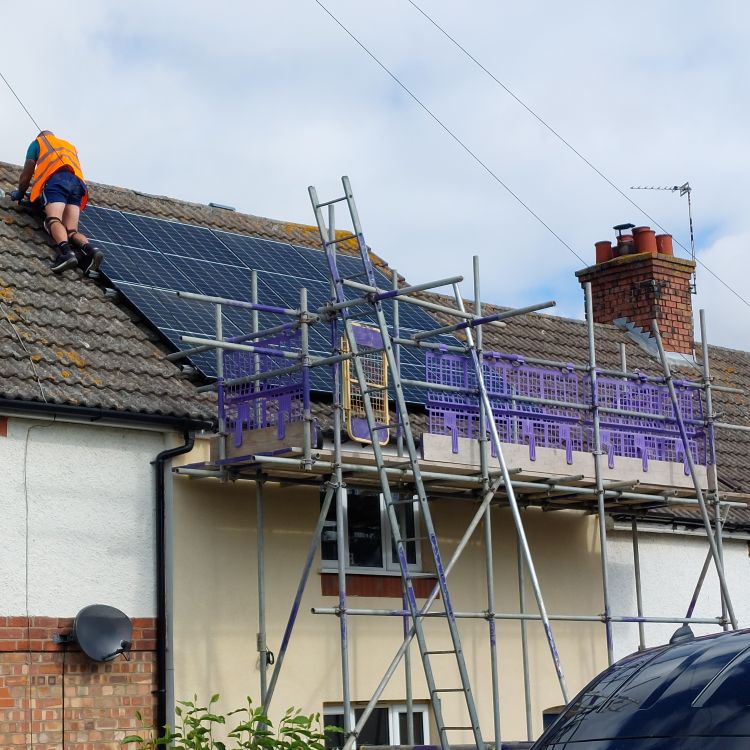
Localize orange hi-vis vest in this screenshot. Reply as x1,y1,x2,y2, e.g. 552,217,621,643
29,134,88,210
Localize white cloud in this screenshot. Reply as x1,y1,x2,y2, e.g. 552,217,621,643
694,233,750,350
1,0,748,350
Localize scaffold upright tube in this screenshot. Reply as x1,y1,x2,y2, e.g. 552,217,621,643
451,284,569,703
585,282,614,666
651,320,738,630
262,484,335,714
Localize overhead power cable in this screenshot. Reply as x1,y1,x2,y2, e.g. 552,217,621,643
312,0,586,266
0,69,43,131
403,0,750,310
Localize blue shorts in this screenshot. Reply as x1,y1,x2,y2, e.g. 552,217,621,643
40,170,87,208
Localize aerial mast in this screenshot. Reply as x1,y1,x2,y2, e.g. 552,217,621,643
630,182,696,293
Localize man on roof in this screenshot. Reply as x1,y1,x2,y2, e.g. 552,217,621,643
10,131,104,277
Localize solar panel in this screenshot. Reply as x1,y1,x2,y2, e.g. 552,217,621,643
78,207,156,249
79,205,461,402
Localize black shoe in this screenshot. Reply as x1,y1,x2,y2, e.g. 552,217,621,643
76,243,105,278
83,248,104,278
51,249,78,274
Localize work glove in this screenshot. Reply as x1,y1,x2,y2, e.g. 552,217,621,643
9,189,24,202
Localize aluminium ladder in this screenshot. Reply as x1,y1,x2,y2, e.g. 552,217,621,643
309,178,486,750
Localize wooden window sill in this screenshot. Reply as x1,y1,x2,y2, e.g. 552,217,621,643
320,572,437,598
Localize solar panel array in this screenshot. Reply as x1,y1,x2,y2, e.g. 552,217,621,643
79,205,459,401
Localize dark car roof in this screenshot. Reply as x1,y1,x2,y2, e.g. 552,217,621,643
534,629,750,748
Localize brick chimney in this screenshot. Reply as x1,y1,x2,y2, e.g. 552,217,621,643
576,224,696,354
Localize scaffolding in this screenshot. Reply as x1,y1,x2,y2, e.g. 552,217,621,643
171,177,749,747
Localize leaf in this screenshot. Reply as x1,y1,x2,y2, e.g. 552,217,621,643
202,713,226,723
121,736,144,745
154,737,177,747
210,693,221,705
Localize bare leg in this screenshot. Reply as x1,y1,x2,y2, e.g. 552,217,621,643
43,203,68,244
43,203,78,274
63,205,92,247
61,204,104,276
61,204,82,239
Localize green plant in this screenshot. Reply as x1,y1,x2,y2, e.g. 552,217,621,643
122,694,337,750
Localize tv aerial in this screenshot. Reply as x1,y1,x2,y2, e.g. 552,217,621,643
630,182,697,293
54,604,133,661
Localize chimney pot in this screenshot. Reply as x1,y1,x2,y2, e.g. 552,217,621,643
633,226,658,255
614,234,634,257
595,240,613,263
576,229,696,354
656,234,673,256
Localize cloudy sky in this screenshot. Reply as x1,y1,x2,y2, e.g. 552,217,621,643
2,1,748,348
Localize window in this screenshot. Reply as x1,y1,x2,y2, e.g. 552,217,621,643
324,703,428,749
321,488,422,573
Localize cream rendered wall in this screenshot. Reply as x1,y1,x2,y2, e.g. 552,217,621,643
172,471,608,741
0,415,166,617
607,530,750,661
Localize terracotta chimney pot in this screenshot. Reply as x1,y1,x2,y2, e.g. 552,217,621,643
595,240,613,264
633,226,658,255
656,234,673,256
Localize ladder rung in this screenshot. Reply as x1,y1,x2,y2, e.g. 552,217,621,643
424,650,456,655
363,385,389,395
432,688,465,693
388,498,418,506
399,536,429,543
441,726,476,732
314,196,348,208
324,232,357,246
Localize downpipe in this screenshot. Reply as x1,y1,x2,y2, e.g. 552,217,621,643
153,430,196,734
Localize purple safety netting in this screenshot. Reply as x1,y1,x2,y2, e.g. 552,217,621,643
426,351,706,472
218,330,305,449
584,374,706,471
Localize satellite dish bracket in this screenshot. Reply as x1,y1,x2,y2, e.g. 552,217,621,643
52,631,76,646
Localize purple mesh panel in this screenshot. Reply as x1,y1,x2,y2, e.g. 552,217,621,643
426,351,707,469
585,374,706,469
219,330,305,448
352,325,383,350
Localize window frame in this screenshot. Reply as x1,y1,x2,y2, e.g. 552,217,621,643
323,702,429,749
321,487,423,574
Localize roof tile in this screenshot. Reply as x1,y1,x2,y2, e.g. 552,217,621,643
2,159,748,520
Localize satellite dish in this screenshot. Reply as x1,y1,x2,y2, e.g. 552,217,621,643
73,604,133,662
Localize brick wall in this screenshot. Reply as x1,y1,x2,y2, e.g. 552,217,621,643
0,616,157,749
576,253,696,354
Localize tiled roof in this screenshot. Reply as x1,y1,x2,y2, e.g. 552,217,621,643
416,292,750,500
0,161,215,423
417,293,750,528
2,160,748,524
